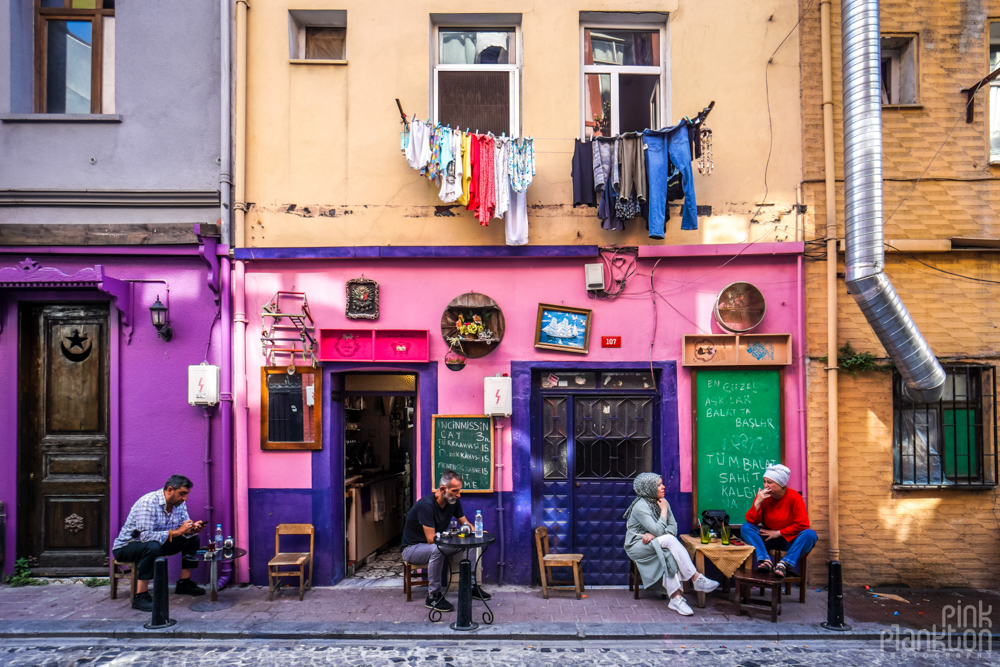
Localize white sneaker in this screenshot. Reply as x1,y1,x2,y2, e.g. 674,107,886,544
668,595,694,616
693,575,720,593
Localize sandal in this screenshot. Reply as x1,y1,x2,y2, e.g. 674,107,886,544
774,561,787,578
756,559,773,574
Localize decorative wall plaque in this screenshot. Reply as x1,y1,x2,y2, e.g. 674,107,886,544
346,277,379,320
65,513,84,534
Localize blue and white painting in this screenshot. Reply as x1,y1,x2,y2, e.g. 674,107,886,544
538,308,588,350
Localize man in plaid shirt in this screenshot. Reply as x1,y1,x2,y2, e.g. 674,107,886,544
112,475,207,611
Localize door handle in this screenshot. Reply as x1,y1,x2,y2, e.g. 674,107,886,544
575,482,580,488
29,473,34,480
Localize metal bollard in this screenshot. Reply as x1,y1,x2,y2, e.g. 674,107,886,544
821,560,851,631
143,556,177,629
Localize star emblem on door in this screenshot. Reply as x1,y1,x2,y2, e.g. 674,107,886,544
61,329,93,363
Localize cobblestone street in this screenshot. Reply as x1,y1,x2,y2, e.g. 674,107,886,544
0,638,997,667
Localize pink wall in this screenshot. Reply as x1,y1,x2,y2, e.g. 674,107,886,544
244,248,807,497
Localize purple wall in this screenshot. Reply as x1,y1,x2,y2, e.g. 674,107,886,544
0,252,226,581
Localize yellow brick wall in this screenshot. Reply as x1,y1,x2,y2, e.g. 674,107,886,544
800,0,1000,587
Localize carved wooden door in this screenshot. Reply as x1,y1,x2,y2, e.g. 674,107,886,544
18,303,110,573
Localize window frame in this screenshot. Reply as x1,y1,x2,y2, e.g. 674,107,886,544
34,0,114,114
288,9,348,64
580,22,668,138
892,364,998,489
431,24,521,138
988,20,1000,163
879,33,920,107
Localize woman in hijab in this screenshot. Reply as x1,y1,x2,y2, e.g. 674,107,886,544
623,472,720,616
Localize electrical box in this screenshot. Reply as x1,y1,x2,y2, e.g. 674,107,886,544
585,263,606,291
188,363,221,406
484,376,512,417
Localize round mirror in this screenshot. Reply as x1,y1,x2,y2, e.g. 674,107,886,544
714,282,766,332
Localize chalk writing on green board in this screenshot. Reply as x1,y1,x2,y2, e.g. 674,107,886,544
432,415,493,492
695,369,781,515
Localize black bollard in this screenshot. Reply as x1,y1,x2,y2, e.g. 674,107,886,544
450,557,477,631
143,556,177,629
821,560,851,631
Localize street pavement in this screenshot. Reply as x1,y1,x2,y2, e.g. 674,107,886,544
0,638,997,666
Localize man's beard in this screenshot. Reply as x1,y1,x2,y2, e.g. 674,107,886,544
446,495,458,505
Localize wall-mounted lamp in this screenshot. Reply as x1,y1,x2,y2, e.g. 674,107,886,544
150,295,173,341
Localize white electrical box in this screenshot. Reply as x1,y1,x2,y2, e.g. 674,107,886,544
188,363,221,406
585,263,606,291
484,376,512,417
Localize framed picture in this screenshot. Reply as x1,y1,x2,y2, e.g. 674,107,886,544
534,303,592,354
346,277,379,320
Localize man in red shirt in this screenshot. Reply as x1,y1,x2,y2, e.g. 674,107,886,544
742,463,816,578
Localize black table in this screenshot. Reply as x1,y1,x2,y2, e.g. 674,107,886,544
431,531,496,631
189,547,247,612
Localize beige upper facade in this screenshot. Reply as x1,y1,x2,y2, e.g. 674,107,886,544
243,0,803,248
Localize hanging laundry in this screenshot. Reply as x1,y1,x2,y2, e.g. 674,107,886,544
494,136,510,219
457,131,473,206
571,139,596,207
509,137,535,193
592,137,623,231
643,121,698,236
439,128,463,203
467,133,481,213
475,134,496,225
617,133,646,204
405,115,431,171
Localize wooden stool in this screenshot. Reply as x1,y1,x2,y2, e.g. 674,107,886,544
771,550,809,603
628,559,666,600
109,559,138,601
534,527,584,600
734,570,783,623
403,561,429,602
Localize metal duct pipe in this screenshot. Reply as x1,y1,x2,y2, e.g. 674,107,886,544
841,0,945,403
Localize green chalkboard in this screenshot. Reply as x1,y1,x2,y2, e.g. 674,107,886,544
431,415,494,493
693,368,783,521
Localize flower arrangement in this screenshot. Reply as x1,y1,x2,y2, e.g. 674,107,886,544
455,313,494,341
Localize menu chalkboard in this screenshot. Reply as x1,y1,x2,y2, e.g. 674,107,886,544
693,368,783,520
431,415,494,493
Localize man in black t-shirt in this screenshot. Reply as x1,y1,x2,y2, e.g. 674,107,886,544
400,469,491,611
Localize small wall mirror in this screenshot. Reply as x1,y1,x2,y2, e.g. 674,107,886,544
261,366,322,450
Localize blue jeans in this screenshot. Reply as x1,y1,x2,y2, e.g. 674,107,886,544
643,124,698,237
741,523,817,572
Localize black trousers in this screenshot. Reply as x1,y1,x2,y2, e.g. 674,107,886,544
112,535,201,581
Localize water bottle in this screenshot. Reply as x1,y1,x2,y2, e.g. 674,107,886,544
214,524,223,551
474,510,483,538
449,517,458,534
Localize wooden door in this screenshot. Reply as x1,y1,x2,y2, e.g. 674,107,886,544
18,303,110,574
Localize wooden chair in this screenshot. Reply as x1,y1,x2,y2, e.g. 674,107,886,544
403,561,429,602
628,559,666,600
109,559,137,601
734,570,783,623
534,526,584,600
267,523,314,601
770,548,809,603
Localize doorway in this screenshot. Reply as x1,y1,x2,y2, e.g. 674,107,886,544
533,370,659,586
343,373,416,579
18,302,111,575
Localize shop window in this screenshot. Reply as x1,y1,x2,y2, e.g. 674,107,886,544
880,34,918,105
989,22,1000,162
893,365,997,487
434,26,519,136
582,21,665,138
289,10,347,61
35,0,115,114
261,366,323,450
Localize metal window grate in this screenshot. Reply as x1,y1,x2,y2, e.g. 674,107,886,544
893,364,997,488
574,396,652,479
437,70,510,136
542,396,568,480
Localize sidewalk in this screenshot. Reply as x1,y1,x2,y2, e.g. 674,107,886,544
0,577,996,641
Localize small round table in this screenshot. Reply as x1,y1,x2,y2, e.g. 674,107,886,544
189,547,247,613
431,531,496,631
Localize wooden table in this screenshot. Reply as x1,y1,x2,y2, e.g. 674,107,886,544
678,534,755,608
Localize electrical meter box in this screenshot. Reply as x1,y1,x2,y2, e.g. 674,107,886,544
188,363,221,406
484,376,512,417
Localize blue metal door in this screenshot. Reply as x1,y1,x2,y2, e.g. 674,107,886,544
536,372,657,586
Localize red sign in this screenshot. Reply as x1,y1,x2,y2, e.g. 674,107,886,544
601,336,622,348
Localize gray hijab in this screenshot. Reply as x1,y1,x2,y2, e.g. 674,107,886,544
623,472,662,520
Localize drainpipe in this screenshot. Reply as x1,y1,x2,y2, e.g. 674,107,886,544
840,0,945,404
820,0,841,563
233,0,251,582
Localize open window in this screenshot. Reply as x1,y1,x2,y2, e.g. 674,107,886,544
880,34,918,105
989,22,1000,162
433,23,520,136
261,366,322,450
288,9,347,62
35,0,115,114
581,17,666,138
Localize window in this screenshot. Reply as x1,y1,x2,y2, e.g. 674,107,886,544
582,25,664,138
893,365,997,487
989,22,1000,161
35,0,115,114
434,27,519,136
288,10,346,61
880,34,918,105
